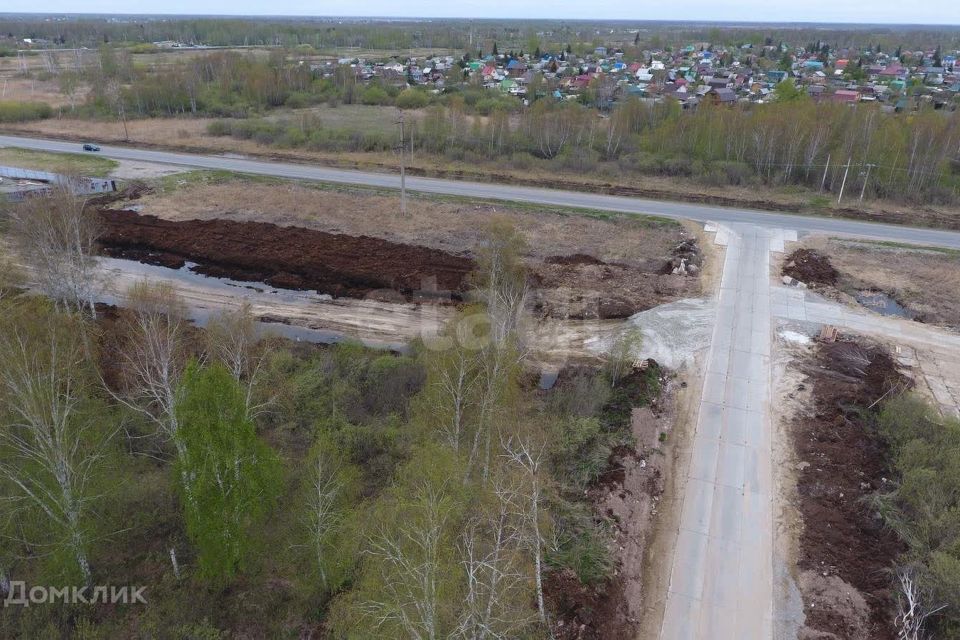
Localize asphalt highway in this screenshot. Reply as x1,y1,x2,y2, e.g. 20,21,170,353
3,133,960,248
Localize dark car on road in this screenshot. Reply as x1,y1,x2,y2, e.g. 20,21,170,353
82,143,100,152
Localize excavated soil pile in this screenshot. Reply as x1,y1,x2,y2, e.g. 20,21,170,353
533,255,700,320
98,210,474,300
793,339,909,640
782,248,840,286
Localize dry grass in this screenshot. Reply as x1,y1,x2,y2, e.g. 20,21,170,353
808,236,960,329
0,76,89,108
126,179,683,265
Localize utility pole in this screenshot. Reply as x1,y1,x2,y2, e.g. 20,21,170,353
859,163,875,204
819,153,830,193
837,157,851,204
396,110,407,217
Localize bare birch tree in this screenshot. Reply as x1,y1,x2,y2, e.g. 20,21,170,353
502,433,550,626
417,337,481,455
6,186,102,316
463,220,530,483
113,281,190,459
302,432,359,592
0,306,109,584
205,302,266,413
894,565,945,640
456,477,534,639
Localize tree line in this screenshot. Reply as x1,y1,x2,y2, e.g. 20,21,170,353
208,94,960,205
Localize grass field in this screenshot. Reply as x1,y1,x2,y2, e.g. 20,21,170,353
0,146,118,177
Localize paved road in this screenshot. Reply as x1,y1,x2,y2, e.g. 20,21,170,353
3,134,960,248
660,223,784,639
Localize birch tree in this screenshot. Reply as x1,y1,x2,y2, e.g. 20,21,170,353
456,477,535,639
502,433,550,626
205,302,266,413
416,335,481,456
331,445,466,639
7,186,102,316
0,304,110,584
113,281,190,459
465,220,529,483
174,361,281,581
302,432,360,593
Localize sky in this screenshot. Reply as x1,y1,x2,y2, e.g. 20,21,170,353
14,1,960,25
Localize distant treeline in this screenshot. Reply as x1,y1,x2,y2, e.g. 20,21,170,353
3,16,960,53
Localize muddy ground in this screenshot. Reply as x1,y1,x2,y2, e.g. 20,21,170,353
789,337,908,639
783,240,960,330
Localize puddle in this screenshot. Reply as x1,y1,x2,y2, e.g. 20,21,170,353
538,370,559,390
855,290,917,319
95,257,406,352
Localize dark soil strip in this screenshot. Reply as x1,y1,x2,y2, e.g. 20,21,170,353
97,210,474,300
793,340,909,639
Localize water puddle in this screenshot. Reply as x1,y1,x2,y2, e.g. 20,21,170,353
855,290,917,319
96,257,407,351
538,370,559,390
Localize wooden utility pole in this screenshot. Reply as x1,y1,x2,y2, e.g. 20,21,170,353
837,157,851,204
396,110,407,217
820,153,830,193
859,163,875,203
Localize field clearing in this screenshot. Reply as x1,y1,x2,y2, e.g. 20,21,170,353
0,76,89,108
0,146,117,176
801,236,960,329
129,175,683,264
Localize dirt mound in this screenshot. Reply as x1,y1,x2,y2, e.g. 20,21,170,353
783,249,840,286
545,253,607,266
531,261,698,320
545,569,632,640
793,339,911,640
97,210,474,300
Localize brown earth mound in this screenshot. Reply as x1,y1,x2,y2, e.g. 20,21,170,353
545,253,607,266
793,339,910,639
532,261,698,320
783,249,840,286
98,210,474,300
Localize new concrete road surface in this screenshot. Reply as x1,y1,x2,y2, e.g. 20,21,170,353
660,223,793,640
4,134,960,249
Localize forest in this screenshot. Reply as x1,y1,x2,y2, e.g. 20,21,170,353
0,194,660,638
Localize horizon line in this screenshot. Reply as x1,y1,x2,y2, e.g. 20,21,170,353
1,12,959,28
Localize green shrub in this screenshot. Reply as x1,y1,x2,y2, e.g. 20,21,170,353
395,88,430,110
206,120,232,136
360,86,390,106
0,101,52,123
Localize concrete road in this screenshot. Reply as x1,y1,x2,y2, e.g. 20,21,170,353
660,223,789,639
3,134,960,248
